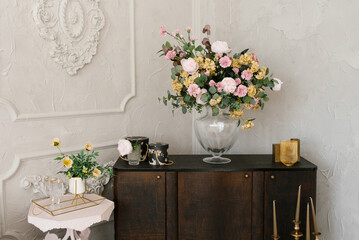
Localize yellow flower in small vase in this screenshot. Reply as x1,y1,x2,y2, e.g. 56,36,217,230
93,168,101,178
62,157,73,168
52,138,61,147
85,142,93,151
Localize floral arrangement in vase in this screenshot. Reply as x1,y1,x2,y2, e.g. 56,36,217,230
52,138,113,194
158,25,283,129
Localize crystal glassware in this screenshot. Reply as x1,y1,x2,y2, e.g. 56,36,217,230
194,107,239,164
128,145,141,165
44,177,58,209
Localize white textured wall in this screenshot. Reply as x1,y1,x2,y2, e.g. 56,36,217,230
0,0,358,239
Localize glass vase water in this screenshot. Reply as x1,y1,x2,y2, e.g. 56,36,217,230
194,107,239,164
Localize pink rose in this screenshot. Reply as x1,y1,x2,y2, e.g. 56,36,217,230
209,80,216,87
235,78,241,85
249,53,259,62
221,77,237,94
219,56,232,68
196,89,208,105
216,82,224,93
241,70,253,81
215,53,223,57
273,78,283,91
165,50,176,60
181,58,199,75
204,70,210,76
233,68,239,75
190,36,198,41
172,29,180,36
179,52,185,58
159,25,166,36
188,84,201,97
185,26,192,32
211,41,231,54
234,85,248,97
118,139,133,156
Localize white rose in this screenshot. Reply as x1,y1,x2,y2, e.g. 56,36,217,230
181,58,199,75
118,139,133,156
221,77,237,94
272,78,283,91
211,41,231,54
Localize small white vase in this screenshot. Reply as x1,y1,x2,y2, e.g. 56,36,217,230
68,177,86,195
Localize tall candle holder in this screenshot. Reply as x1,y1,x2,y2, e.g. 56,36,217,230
272,235,280,240
291,220,303,240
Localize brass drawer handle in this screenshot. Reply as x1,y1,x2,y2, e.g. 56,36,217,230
157,175,161,179
270,175,275,180
244,174,249,179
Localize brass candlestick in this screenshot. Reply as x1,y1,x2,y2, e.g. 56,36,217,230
313,232,321,240
272,235,280,240
291,220,303,240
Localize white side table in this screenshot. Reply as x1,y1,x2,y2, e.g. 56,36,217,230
28,194,114,240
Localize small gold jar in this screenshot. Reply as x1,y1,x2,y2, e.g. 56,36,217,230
280,140,299,166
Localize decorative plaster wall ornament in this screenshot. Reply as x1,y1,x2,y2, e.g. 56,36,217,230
32,0,105,75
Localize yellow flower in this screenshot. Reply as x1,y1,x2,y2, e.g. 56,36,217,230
252,104,260,110
214,56,219,62
194,57,204,68
209,96,222,106
62,157,73,169
239,54,252,65
184,72,200,88
172,79,183,93
203,58,216,73
248,61,259,73
231,58,241,68
255,67,267,80
84,142,93,151
243,103,252,109
247,85,256,98
180,70,189,78
241,120,254,130
93,168,101,178
230,109,244,118
52,138,60,147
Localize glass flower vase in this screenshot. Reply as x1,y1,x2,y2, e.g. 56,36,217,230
194,106,239,164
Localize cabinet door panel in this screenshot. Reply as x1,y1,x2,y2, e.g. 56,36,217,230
178,172,252,240
264,170,316,240
114,171,166,240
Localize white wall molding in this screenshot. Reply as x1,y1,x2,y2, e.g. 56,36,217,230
0,0,136,122
0,141,117,239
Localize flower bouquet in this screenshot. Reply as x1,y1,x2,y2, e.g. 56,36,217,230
158,25,282,129
52,138,113,194
158,25,283,164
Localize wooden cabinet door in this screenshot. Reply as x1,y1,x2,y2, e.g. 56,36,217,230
264,170,316,240
114,171,166,240
178,172,252,240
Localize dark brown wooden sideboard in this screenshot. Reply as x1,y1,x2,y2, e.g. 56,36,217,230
113,154,317,240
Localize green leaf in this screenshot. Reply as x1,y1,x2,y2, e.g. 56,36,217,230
195,46,204,51
171,73,176,80
243,96,251,103
263,96,269,102
209,86,216,94
258,92,265,98
268,81,275,88
184,94,191,103
237,119,241,127
200,93,210,102
233,53,238,58
165,41,171,49
240,48,249,55
182,107,187,114
212,107,219,116
163,97,168,106
213,93,219,99
249,98,256,105
175,65,182,73
266,68,269,75
261,102,265,110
